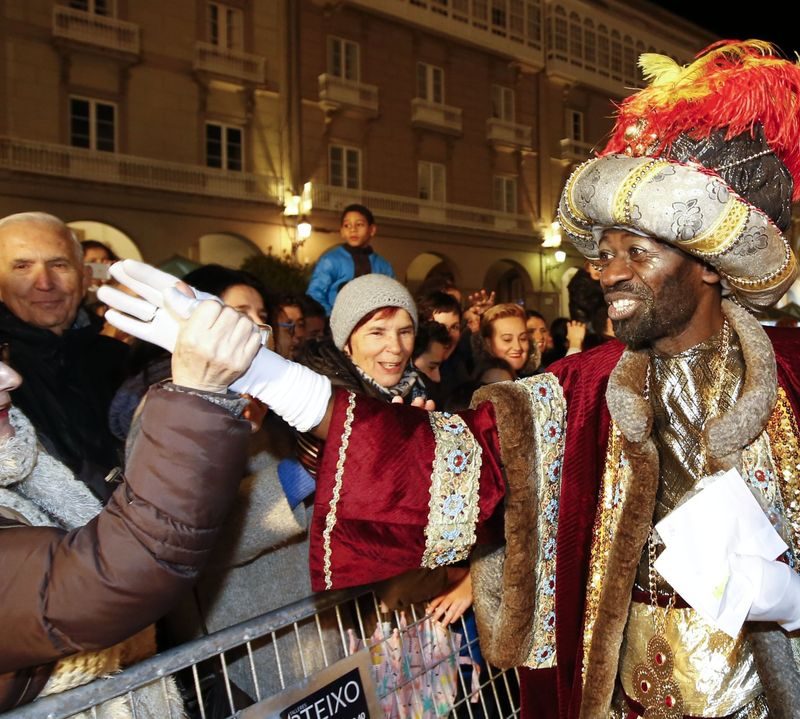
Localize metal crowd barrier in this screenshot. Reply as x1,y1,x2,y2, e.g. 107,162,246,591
3,586,520,719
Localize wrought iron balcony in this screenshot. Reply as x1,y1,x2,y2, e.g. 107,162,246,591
559,138,594,163
487,118,532,152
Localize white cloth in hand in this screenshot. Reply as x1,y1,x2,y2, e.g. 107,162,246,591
653,468,788,637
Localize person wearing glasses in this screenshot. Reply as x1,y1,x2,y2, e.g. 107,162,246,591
275,295,306,360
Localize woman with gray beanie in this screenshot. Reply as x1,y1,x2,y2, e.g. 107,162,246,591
299,274,473,629
298,273,429,403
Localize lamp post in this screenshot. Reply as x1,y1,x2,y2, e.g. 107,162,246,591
283,182,313,262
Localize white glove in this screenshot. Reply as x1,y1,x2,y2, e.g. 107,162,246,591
98,261,219,352
229,347,331,431
730,554,800,631
98,260,332,432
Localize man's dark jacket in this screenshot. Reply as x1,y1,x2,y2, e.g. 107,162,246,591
0,303,129,501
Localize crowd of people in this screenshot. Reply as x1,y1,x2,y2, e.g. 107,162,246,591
3,38,800,719
0,202,598,715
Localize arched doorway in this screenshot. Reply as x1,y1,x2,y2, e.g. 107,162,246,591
405,252,459,298
560,266,579,320
483,259,533,305
67,220,142,260
198,233,261,268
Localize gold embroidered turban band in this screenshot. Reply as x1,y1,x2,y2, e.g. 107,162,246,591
558,40,800,310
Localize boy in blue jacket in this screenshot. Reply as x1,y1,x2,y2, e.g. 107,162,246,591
307,204,394,314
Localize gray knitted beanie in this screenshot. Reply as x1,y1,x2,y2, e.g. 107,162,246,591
330,274,418,350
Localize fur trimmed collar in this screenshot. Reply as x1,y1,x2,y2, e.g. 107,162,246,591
605,300,777,469
0,408,101,529
581,300,796,719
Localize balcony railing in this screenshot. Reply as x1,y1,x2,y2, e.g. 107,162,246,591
559,138,595,163
0,137,282,204
339,0,545,68
410,98,462,136
52,6,140,56
312,183,533,236
194,42,265,85
318,74,379,116
486,118,532,151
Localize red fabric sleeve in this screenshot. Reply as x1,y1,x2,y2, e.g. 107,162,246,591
310,389,505,591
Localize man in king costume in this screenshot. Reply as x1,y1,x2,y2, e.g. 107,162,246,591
99,40,800,719
304,40,800,719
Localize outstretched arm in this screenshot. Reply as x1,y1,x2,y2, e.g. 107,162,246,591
0,302,257,673
98,260,334,437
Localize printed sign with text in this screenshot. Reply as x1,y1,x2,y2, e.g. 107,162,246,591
239,650,383,719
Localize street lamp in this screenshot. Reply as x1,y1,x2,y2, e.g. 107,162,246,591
542,220,562,248
283,182,313,260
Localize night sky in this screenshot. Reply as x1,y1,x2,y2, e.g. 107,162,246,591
654,2,800,58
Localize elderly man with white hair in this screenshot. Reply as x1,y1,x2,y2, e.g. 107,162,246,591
0,212,129,501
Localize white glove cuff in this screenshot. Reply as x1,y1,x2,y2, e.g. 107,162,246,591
230,348,332,433
733,554,800,631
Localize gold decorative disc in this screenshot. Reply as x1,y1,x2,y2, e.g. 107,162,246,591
632,634,684,718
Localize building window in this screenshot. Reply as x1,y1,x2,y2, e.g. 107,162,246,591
567,109,584,143
553,6,567,55
206,123,243,171
418,161,446,203
68,0,114,15
491,85,515,121
494,176,517,213
527,1,542,48
584,19,596,65
491,0,507,33
610,30,623,77
623,37,636,84
598,25,610,73
208,2,243,51
329,144,361,189
417,63,444,104
569,12,582,62
69,97,116,152
328,37,359,81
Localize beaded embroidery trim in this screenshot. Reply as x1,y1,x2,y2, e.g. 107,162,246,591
611,159,667,226
518,375,568,668
562,159,595,225
421,411,482,568
582,422,629,681
322,391,357,590
684,200,749,256
724,240,797,290
766,388,800,559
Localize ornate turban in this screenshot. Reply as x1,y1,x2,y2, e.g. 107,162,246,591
558,40,800,309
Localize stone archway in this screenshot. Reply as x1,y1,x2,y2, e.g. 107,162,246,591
483,258,533,305
560,266,579,320
68,220,142,260
197,232,261,268
405,251,459,298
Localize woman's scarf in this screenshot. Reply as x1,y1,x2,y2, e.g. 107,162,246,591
352,363,426,402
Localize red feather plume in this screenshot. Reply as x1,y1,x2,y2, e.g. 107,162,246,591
603,40,800,199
